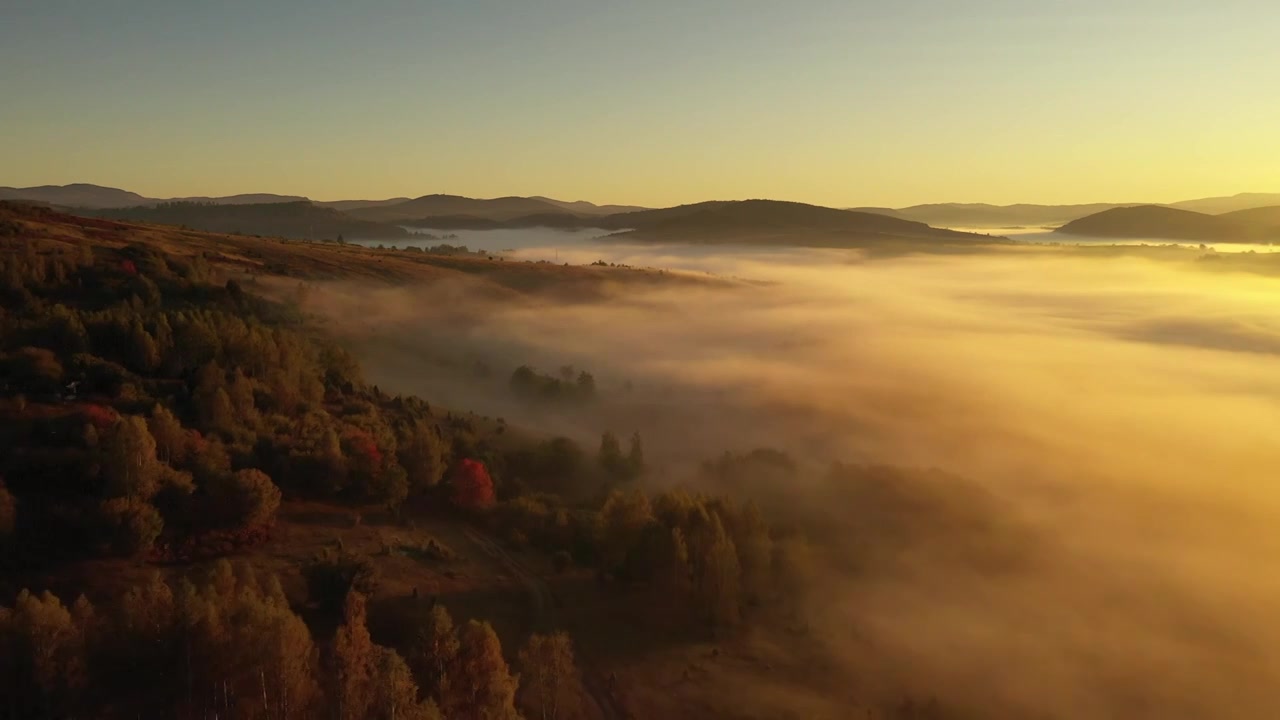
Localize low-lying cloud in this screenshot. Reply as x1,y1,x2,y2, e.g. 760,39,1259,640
309,240,1280,718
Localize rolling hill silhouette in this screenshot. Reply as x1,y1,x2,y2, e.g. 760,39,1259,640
93,201,408,240
0,183,150,208
598,200,999,247
1055,205,1258,241
346,194,570,223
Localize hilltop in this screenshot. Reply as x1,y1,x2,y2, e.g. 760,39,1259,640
857,193,1280,229
0,183,307,209
1169,193,1280,215
0,183,151,208
1054,205,1262,242
92,201,410,241
600,200,1001,248
346,194,574,223
857,202,1135,228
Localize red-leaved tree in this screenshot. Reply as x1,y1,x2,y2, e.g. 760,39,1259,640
451,459,495,511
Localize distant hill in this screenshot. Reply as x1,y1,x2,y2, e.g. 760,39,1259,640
166,193,308,205
1220,206,1280,232
318,198,413,212
598,200,998,248
1169,193,1280,215
857,202,1136,229
1055,205,1259,241
0,184,308,209
527,196,648,215
0,183,150,209
93,201,408,240
346,194,570,223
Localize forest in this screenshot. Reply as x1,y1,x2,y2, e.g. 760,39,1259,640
0,203,813,719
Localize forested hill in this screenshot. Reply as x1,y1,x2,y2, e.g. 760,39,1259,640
93,200,410,241
0,201,812,719
598,199,1002,247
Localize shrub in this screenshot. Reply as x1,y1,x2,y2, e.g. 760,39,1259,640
303,550,378,610
98,498,163,557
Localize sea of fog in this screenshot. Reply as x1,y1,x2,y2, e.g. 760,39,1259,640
332,225,1280,718
357,225,1280,276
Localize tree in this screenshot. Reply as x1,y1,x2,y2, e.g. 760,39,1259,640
128,319,160,373
598,432,626,480
574,371,595,399
0,481,15,542
371,647,442,720
400,420,446,492
451,459,496,511
228,367,257,421
98,498,164,556
210,468,282,529
101,415,162,500
626,432,644,478
373,463,410,514
729,501,773,607
599,490,654,575
406,603,460,705
0,589,91,717
517,632,584,720
147,404,187,465
443,620,520,720
693,513,742,630
205,387,236,433
330,592,378,720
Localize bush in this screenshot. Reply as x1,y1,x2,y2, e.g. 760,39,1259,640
303,550,378,610
209,468,282,529
98,498,163,557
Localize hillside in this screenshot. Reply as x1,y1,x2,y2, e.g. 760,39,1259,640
599,200,999,247
0,183,150,208
92,200,410,241
318,197,413,212
1218,205,1280,233
1169,193,1280,215
0,201,709,295
1055,205,1257,241
166,193,308,205
528,196,648,215
347,194,571,223
856,202,1134,228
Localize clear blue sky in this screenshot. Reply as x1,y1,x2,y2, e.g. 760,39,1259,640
2,0,1277,206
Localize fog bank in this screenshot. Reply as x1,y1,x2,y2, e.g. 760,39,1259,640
309,243,1280,718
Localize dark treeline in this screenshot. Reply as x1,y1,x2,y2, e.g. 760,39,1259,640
0,557,591,720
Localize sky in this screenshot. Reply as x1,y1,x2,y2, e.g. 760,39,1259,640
2,0,1277,207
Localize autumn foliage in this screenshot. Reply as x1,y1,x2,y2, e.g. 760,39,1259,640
450,459,495,511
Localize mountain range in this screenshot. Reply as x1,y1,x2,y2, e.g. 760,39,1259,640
4,183,1278,245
